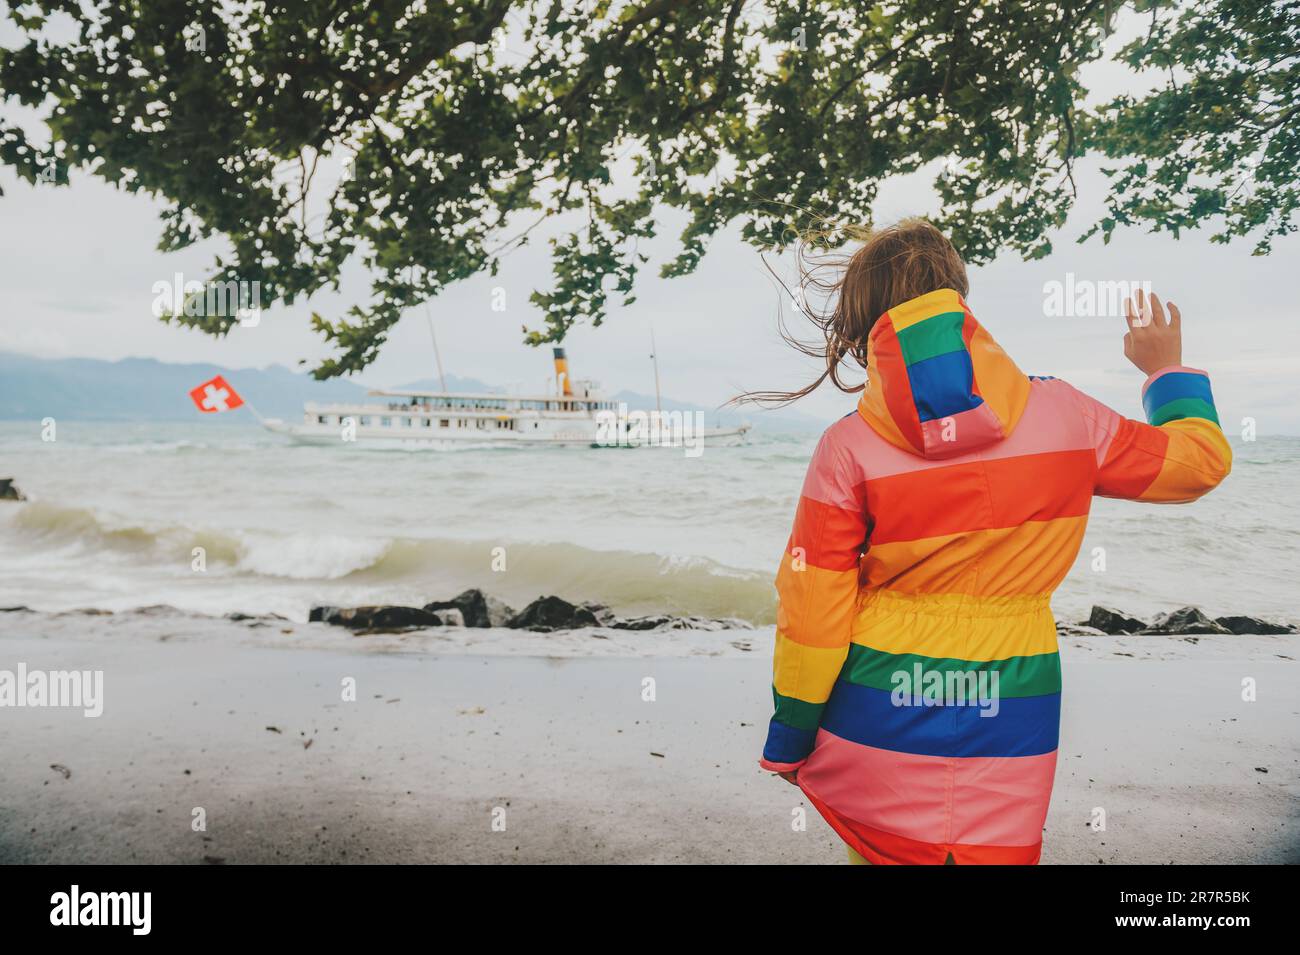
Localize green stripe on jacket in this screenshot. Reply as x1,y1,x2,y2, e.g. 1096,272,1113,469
841,643,1062,699
1149,396,1220,427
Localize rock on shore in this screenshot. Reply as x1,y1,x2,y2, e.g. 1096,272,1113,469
1085,606,1148,635
423,589,514,628
1073,604,1294,637
310,589,751,635
507,595,611,632
308,605,464,632
1214,615,1296,635
1140,606,1230,635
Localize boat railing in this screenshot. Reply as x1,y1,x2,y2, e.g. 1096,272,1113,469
304,398,613,415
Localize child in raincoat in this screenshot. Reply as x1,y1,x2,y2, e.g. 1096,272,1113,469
758,219,1231,864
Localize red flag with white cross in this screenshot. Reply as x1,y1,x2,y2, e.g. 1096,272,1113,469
189,375,244,413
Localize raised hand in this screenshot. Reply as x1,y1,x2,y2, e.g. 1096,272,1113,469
1124,290,1183,376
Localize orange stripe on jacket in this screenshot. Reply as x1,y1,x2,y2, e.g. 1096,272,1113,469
788,495,867,571
865,449,1095,544
1139,417,1233,502
775,553,859,648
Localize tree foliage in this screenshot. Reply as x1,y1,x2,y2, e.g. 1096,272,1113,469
1085,0,1299,253
1,1,1294,377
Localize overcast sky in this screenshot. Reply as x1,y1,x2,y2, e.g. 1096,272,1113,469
2,9,1296,433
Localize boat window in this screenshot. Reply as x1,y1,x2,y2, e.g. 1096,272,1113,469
439,419,449,428
317,415,328,424
422,419,432,428
381,417,391,427
359,416,371,426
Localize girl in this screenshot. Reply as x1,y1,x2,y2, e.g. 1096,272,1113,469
756,219,1232,864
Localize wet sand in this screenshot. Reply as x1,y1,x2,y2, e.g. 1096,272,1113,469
0,612,1296,863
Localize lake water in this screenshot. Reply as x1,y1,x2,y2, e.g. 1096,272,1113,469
0,420,1295,627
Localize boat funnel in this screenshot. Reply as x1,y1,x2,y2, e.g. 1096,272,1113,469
552,347,573,396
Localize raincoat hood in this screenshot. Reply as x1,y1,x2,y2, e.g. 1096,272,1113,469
857,288,1031,459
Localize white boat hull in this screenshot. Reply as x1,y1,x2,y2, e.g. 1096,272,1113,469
261,417,751,450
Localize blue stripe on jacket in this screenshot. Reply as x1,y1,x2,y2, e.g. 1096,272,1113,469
819,680,1060,758
762,717,817,764
1142,370,1215,422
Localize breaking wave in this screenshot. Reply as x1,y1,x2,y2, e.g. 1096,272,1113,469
1,500,776,622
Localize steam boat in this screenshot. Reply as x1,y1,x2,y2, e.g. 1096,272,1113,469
260,348,751,450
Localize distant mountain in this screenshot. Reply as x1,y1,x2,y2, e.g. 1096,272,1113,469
0,351,828,433
0,352,369,421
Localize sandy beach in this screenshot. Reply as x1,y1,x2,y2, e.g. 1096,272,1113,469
0,609,1296,864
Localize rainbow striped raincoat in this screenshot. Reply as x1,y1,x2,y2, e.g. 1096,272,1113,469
760,288,1232,864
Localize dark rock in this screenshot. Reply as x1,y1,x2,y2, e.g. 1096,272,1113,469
352,605,463,630
508,595,604,632
321,605,446,631
0,478,25,501
1214,615,1296,635
0,606,31,613
318,590,755,634
610,614,746,632
1139,606,1230,635
422,588,514,628
227,611,288,622
308,606,338,623
1085,606,1147,634
610,614,675,631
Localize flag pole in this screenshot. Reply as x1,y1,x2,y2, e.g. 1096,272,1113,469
649,323,663,418
424,302,448,393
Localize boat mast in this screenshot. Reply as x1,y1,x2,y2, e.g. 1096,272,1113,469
423,303,448,393
649,324,663,417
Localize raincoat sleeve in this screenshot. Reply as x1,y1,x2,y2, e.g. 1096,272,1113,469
1072,365,1232,503
760,429,870,773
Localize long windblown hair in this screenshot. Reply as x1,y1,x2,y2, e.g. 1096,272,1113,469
738,217,969,406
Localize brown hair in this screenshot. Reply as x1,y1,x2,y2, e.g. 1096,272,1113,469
737,217,969,406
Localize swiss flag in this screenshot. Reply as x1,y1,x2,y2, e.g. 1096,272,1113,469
189,375,244,413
